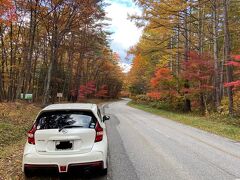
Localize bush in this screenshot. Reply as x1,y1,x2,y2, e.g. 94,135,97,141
149,101,172,110
218,92,240,116
132,94,151,104
220,92,240,115
219,97,231,115
132,94,185,112
234,92,240,115
171,95,185,111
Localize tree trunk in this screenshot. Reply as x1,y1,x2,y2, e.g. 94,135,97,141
23,0,38,98
212,0,221,110
0,26,5,101
43,58,53,106
223,0,234,115
183,1,191,112
0,25,7,100
198,0,205,113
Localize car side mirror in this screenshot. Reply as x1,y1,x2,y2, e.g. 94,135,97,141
103,115,110,122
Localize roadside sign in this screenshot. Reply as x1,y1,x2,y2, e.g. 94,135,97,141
20,93,33,100
57,93,63,98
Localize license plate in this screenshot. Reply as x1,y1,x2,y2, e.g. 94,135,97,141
56,141,73,150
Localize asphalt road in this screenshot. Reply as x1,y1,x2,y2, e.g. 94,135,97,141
103,100,240,180
27,100,240,180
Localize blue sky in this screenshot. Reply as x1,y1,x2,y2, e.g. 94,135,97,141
105,0,142,73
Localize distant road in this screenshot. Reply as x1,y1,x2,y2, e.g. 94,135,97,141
104,100,240,180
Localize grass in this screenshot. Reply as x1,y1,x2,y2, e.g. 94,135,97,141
0,102,41,155
0,102,41,178
128,101,240,141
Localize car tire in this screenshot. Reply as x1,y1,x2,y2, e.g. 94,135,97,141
100,168,108,176
24,168,33,178
100,154,109,176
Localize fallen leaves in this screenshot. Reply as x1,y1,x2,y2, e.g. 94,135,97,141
0,139,25,179
0,102,40,179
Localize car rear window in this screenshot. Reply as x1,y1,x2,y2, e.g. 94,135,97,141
36,110,97,130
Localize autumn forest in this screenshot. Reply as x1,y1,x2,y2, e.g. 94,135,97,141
0,0,123,105
128,0,240,116
1,0,240,116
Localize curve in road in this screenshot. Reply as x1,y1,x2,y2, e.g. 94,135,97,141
105,100,240,180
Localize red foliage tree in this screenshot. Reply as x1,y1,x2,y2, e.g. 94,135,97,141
0,0,16,25
181,51,214,95
225,55,240,88
78,81,97,100
146,92,162,100
78,85,86,100
85,81,96,96
150,68,173,89
181,51,214,113
95,85,108,98
148,67,179,100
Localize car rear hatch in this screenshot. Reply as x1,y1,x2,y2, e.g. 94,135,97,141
34,110,97,155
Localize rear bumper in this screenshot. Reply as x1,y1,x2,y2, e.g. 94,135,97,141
22,143,107,173
24,161,104,173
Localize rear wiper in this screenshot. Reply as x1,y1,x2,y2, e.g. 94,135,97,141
59,125,83,132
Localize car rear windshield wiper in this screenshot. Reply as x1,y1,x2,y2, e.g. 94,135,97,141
59,125,83,132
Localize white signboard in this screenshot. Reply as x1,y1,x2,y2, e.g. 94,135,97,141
57,93,63,98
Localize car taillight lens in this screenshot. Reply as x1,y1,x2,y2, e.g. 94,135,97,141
27,124,37,145
95,122,103,142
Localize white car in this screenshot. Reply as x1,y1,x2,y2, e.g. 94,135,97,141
22,103,110,176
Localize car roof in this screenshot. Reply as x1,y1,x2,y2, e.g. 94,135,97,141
42,103,98,112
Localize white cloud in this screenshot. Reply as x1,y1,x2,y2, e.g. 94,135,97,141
119,62,132,73
105,0,142,72
106,3,141,49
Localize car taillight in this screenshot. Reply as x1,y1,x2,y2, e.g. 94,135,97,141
95,122,103,142
27,124,37,145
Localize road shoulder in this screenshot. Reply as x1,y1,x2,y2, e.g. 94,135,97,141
128,101,240,142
